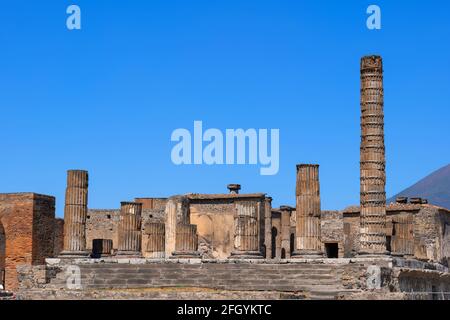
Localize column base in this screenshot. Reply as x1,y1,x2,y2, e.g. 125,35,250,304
291,250,324,259
170,251,200,259
59,250,90,258
229,251,264,259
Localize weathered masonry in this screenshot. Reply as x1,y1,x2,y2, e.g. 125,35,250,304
1,55,450,300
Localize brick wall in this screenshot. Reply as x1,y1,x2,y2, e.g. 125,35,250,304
0,193,55,290
53,218,64,257
32,195,56,264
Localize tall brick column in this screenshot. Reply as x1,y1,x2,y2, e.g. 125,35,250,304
292,164,323,258
61,170,89,257
118,202,142,257
230,201,263,259
359,55,388,256
280,206,294,259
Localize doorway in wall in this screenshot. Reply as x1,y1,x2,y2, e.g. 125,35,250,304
325,242,339,258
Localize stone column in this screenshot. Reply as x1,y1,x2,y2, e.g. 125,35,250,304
145,223,165,258
118,202,142,257
61,170,89,257
292,164,323,258
230,201,263,259
264,197,273,259
164,196,190,258
280,206,294,259
359,55,388,256
172,224,200,258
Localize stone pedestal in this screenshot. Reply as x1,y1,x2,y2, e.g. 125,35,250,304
60,170,90,257
117,202,142,257
359,56,389,256
292,164,323,258
145,223,165,259
230,201,263,259
172,224,200,258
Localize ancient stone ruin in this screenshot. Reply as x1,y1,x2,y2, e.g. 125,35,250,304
1,56,450,300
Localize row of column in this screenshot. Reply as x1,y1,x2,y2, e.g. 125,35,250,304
61,175,200,258
60,168,322,260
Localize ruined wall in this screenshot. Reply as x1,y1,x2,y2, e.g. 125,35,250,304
53,218,64,257
441,209,450,266
189,200,235,259
413,206,450,264
141,208,166,258
414,206,441,262
321,211,344,257
86,210,120,252
32,195,56,264
135,198,167,210
343,213,360,258
0,193,55,290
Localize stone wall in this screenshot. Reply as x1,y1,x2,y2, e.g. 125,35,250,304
32,195,56,263
413,207,450,264
321,211,344,257
135,198,167,210
86,209,120,253
189,200,235,259
15,257,450,300
53,218,64,257
0,193,55,290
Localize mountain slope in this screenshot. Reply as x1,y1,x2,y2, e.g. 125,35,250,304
388,164,450,209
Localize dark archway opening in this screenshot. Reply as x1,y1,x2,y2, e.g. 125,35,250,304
281,248,286,259
271,227,278,259
325,243,339,258
91,239,113,258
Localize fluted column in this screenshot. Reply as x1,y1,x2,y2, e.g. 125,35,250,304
230,201,263,259
61,170,89,257
292,164,323,258
280,206,294,259
172,224,200,258
359,55,388,256
264,197,273,259
145,223,165,258
118,202,142,257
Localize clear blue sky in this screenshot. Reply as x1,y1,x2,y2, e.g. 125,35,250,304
1,1,449,217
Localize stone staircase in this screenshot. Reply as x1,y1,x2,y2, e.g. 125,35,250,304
36,262,360,300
